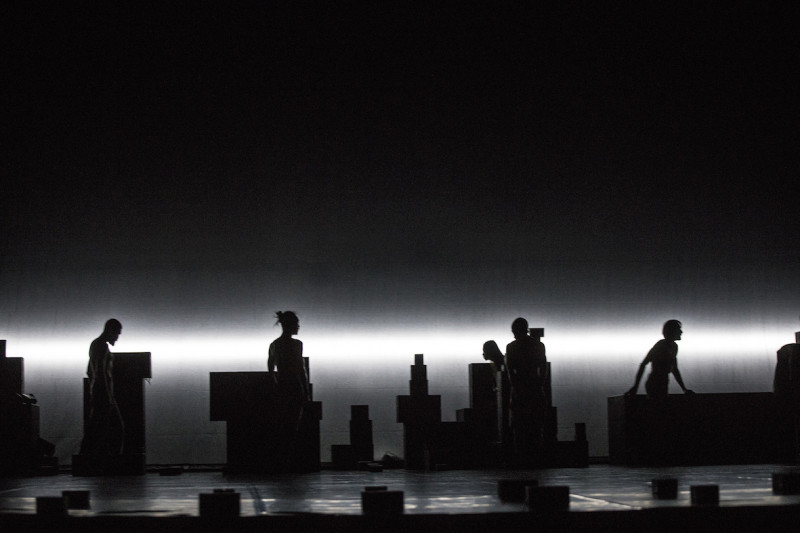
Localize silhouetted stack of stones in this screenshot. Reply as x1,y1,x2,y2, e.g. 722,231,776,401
350,405,374,463
396,354,486,469
396,354,442,469
456,363,500,466
396,351,588,470
464,363,498,440
330,404,375,470
775,330,800,462
0,340,57,476
210,357,322,474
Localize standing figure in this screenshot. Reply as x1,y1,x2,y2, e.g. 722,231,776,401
482,340,505,391
268,311,310,446
484,340,511,459
505,317,547,463
626,319,693,400
80,319,125,456
774,328,800,460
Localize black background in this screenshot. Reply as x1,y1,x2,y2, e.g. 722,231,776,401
4,1,799,332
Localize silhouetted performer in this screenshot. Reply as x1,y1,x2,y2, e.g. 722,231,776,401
626,319,693,400
775,338,800,402
79,319,125,456
268,311,310,443
505,317,547,462
482,340,504,391
775,331,800,459
485,339,512,459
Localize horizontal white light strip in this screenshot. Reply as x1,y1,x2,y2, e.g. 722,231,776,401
11,325,792,380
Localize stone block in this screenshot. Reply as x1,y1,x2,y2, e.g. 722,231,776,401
63,490,90,509
690,484,719,505
526,485,570,512
36,496,66,515
652,478,678,499
361,489,404,515
199,489,240,518
498,478,538,502
772,470,800,495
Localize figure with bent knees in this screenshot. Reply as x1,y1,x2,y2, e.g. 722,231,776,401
80,319,125,456
482,340,504,391
626,319,693,400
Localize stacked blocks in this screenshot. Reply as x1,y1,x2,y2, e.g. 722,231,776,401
330,405,375,469
468,363,498,442
396,354,442,469
1,342,57,476
209,359,323,474
330,444,357,470
350,405,374,462
396,349,588,470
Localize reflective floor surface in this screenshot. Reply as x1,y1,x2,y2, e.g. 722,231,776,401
1,463,799,517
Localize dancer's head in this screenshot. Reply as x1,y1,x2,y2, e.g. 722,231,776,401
275,311,299,335
482,340,503,365
663,319,682,341
511,317,529,339
103,318,122,345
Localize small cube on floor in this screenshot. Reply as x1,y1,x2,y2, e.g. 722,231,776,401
498,478,538,502
36,496,66,515
62,490,90,509
526,485,570,512
361,489,404,514
652,478,679,499
690,485,719,505
772,470,800,495
199,490,240,518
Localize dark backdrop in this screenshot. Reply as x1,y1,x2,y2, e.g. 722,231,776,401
3,2,798,463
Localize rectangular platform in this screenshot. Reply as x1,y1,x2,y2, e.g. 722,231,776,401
608,393,796,466
210,371,322,473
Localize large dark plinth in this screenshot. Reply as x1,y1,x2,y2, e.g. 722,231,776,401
608,393,796,465
349,405,374,462
111,352,152,455
74,352,151,476
210,370,322,473
1,350,57,476
1,356,37,476
0,402,42,476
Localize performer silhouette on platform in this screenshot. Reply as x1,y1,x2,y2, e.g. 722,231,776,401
483,340,504,391
268,311,310,456
775,328,800,460
79,319,125,456
626,319,693,400
505,317,547,463
484,339,513,459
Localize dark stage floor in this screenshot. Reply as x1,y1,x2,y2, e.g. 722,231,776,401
2,464,800,531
